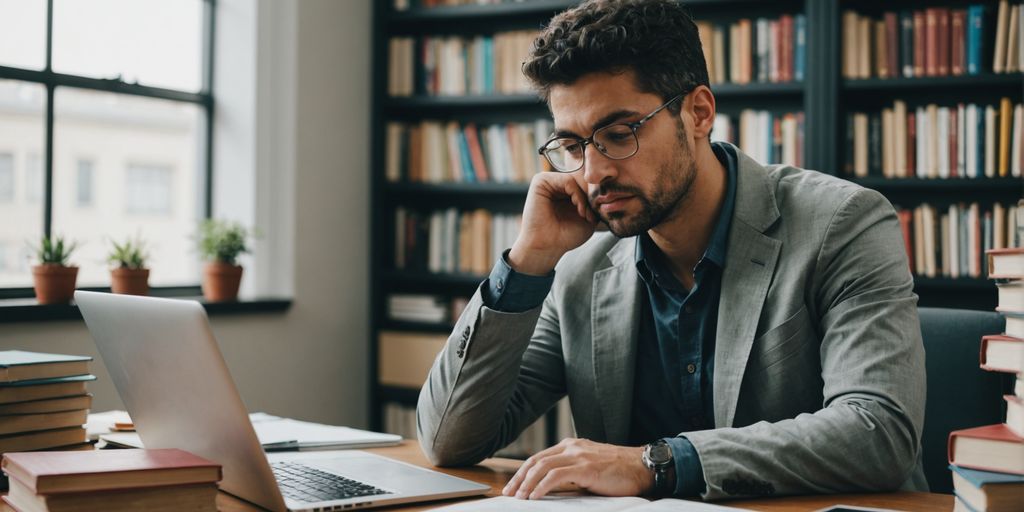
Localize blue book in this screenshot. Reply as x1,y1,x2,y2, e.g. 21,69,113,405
967,5,985,75
483,37,494,94
950,465,1024,512
794,15,806,81
0,374,96,388
0,351,91,383
458,130,475,183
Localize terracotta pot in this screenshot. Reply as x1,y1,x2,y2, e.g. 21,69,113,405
110,267,150,296
202,262,243,302
32,265,79,305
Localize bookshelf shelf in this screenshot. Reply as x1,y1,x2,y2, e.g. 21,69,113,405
843,73,1024,92
387,0,577,24
850,177,1024,191
914,277,996,291
385,94,544,110
382,270,486,289
386,182,530,197
712,81,805,97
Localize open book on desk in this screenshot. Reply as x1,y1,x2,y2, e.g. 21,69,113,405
429,495,745,511
93,411,401,451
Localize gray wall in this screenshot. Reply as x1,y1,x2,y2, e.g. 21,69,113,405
0,0,373,428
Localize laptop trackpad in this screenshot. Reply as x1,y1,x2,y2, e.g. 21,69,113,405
307,458,480,495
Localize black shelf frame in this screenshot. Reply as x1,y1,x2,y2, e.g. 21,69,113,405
370,0,1022,436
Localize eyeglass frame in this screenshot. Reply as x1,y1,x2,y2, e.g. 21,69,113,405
537,92,687,173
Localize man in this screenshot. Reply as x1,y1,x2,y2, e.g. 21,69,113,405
417,0,927,501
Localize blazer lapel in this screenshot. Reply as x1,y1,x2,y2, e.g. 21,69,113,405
591,239,642,444
714,147,782,428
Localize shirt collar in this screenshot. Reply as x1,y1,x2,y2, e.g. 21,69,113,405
634,141,738,282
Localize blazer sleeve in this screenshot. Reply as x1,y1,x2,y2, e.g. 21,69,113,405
416,282,566,466
683,188,926,500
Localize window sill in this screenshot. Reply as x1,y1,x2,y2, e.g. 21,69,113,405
0,296,293,324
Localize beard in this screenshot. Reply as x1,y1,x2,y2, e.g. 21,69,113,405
588,121,697,238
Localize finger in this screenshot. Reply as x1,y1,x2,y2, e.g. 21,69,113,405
502,443,567,496
512,454,578,499
562,179,589,220
530,466,589,500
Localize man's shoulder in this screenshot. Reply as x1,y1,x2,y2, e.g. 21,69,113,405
762,164,890,221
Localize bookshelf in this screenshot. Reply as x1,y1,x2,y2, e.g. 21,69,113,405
369,0,1022,441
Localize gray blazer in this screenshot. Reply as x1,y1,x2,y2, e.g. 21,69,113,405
417,145,928,500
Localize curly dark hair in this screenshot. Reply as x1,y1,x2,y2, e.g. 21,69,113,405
523,0,709,109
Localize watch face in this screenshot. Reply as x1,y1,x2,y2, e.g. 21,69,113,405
648,442,673,465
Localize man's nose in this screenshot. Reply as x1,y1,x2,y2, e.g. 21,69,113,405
581,142,617,186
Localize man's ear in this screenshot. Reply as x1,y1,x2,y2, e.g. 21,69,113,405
685,86,716,140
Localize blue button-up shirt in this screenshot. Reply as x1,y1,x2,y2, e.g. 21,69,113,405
480,142,738,498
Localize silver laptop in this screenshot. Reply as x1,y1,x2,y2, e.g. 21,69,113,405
75,291,489,512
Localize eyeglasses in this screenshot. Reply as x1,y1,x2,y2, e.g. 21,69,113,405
537,93,685,173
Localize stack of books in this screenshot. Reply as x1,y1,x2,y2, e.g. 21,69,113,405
1,448,222,512
0,352,96,466
948,247,1024,511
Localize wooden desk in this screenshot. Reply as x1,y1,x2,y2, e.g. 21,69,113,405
215,442,954,512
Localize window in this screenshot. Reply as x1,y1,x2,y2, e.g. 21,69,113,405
125,164,173,215
0,242,7,272
0,154,12,203
76,160,93,207
0,1,214,291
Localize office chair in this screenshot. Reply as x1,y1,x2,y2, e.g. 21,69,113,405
918,307,1007,494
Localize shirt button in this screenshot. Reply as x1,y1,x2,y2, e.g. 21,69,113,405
686,363,697,374
496,279,503,291
684,305,693,314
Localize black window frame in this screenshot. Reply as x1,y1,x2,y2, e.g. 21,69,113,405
0,0,216,300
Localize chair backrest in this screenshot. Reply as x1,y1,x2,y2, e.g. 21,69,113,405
919,307,1007,494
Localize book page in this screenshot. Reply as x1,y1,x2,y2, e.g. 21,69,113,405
428,496,746,512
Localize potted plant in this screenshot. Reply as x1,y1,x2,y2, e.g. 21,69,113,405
197,219,250,302
31,236,79,305
108,236,150,296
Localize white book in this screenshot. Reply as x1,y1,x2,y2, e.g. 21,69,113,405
969,203,981,277
925,205,938,277
730,24,742,83
385,123,403,183
928,105,940,178
895,101,907,177
938,107,950,179
713,27,726,84
986,105,998,177
944,211,955,278
1010,204,1020,247
921,107,929,178
1007,4,1021,72
782,115,797,166
854,113,869,177
966,105,979,178
444,208,458,273
914,207,925,275
957,104,966,178
995,202,1007,249
762,111,772,164
428,211,443,273
1013,103,1023,177
757,18,769,83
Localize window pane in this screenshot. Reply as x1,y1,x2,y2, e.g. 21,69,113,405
0,80,45,287
52,88,204,288
53,0,204,92
0,0,46,71
76,160,93,207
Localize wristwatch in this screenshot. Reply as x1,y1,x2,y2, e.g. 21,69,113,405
642,439,676,497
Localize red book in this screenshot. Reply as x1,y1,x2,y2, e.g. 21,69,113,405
949,424,1024,475
936,8,950,76
898,210,915,273
907,111,917,176
951,9,967,75
885,12,900,79
1,448,222,494
462,123,490,182
981,334,1023,374
780,15,793,82
913,11,926,76
925,8,938,76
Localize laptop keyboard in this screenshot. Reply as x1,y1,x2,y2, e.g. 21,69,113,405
271,461,390,503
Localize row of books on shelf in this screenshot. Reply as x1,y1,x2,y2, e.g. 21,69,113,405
392,0,512,10
898,201,1019,279
387,293,469,325
383,399,572,459
842,2,1024,80
388,31,536,97
384,119,552,184
394,207,521,276
948,248,1023,512
712,111,805,169
844,99,1023,179
695,14,806,86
